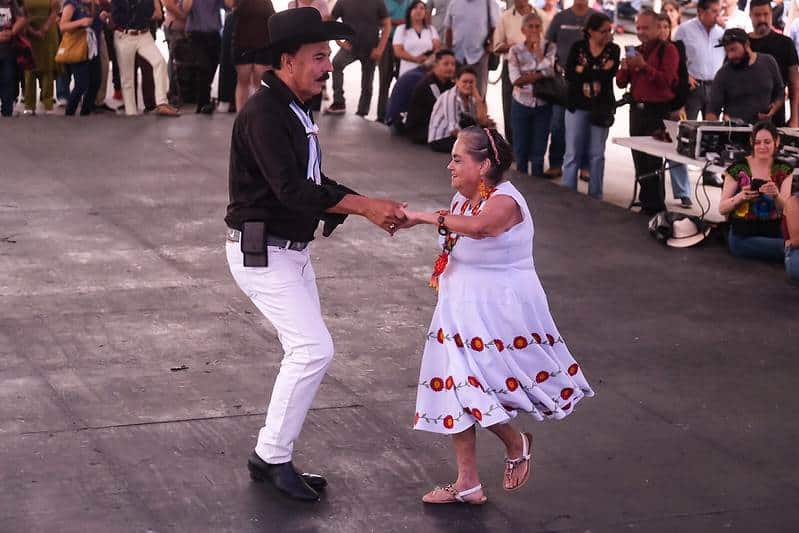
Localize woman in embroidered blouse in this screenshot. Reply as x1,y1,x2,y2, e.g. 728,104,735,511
719,121,794,265
508,11,556,178
562,12,619,200
393,1,441,78
401,127,594,504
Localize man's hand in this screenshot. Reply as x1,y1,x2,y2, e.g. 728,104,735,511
363,198,408,235
627,52,646,70
688,75,698,91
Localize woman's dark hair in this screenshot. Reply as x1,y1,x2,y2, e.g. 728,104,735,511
751,120,780,146
457,66,477,79
405,0,428,30
457,127,514,185
583,12,612,40
656,11,672,31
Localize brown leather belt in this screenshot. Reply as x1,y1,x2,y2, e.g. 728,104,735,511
116,28,149,35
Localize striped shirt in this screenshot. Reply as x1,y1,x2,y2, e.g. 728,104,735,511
427,86,477,143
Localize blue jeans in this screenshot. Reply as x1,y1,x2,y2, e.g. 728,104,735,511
56,70,71,101
563,109,610,199
550,104,591,171
0,56,17,117
728,229,785,263
786,246,799,281
668,162,691,200
511,100,552,176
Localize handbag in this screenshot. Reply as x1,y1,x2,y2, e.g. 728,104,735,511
532,42,567,106
12,34,35,71
484,0,500,71
55,28,89,64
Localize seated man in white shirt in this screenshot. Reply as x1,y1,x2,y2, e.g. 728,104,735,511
427,66,495,153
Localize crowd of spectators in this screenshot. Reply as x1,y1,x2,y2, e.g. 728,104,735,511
1,0,797,281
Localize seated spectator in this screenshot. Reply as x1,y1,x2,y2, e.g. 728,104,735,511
563,11,619,199
183,0,234,114
405,48,456,144
718,122,793,264
393,0,440,79
385,63,430,133
0,0,25,117
720,0,752,31
59,0,105,116
508,12,556,177
784,181,799,282
707,28,784,124
427,66,495,153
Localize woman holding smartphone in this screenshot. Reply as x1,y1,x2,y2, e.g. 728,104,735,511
719,121,794,263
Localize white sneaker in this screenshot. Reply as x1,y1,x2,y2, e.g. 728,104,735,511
56,98,67,108
22,109,35,116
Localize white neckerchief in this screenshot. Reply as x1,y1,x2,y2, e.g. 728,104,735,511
262,80,322,185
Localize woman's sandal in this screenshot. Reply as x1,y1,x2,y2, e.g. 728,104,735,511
503,432,533,492
422,483,487,505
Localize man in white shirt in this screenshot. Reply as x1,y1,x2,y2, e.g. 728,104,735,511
493,0,535,144
674,0,726,119
720,0,754,31
427,0,451,37
444,0,501,97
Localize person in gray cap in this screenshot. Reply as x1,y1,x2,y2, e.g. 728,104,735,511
707,27,784,125
224,7,407,502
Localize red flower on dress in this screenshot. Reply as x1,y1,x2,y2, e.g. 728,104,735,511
470,337,485,351
568,363,579,376
468,376,482,389
437,328,445,344
535,371,550,383
453,334,465,348
531,333,542,344
560,387,574,401
546,334,556,346
513,336,528,349
445,376,454,390
414,412,420,425
493,339,505,352
506,377,519,392
471,408,483,421
443,415,454,429
430,377,444,391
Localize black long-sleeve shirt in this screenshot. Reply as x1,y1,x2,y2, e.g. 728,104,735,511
225,72,356,241
565,40,620,112
404,73,454,145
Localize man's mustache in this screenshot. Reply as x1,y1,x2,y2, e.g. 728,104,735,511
316,73,330,82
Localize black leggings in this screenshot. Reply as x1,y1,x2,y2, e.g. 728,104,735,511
66,56,101,116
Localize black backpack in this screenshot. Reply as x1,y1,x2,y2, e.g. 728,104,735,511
658,40,690,111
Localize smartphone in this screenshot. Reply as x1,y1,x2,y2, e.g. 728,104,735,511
625,45,637,58
750,178,767,192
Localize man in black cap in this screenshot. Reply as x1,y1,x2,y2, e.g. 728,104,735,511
707,28,784,124
225,7,407,502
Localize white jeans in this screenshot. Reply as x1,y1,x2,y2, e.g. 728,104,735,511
226,241,335,464
112,31,169,115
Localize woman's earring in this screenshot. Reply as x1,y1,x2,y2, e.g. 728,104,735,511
479,180,491,200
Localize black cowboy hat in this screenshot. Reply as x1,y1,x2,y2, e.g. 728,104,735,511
266,7,354,57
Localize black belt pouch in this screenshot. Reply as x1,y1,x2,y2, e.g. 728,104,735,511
241,221,268,267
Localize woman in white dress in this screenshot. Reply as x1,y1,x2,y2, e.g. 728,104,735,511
401,127,594,505
393,0,441,78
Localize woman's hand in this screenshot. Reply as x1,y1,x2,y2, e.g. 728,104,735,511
78,17,93,27
736,186,760,203
398,209,441,229
760,181,779,198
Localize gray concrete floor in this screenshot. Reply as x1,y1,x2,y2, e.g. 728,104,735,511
1,90,798,532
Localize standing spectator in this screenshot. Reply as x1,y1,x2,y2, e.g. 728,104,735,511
183,0,232,114
22,0,59,114
539,0,557,34
707,28,784,124
662,0,682,39
0,0,25,117
393,0,440,78
326,0,391,116
616,9,680,214
232,0,275,112
544,0,596,180
493,0,534,146
162,0,187,106
92,0,115,112
427,0,450,37
288,0,329,17
428,66,495,152
718,121,793,263
773,0,786,32
789,10,799,58
59,0,103,116
443,0,500,98
563,11,619,199
749,0,799,127
720,0,753,31
377,0,411,123
216,7,236,111
508,12,556,177
111,0,179,116
405,47,456,143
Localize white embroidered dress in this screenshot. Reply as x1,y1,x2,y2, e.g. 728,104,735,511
413,181,594,434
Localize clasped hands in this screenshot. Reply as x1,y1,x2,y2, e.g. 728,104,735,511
363,199,443,236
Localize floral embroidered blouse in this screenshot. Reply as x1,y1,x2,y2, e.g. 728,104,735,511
507,40,557,108
725,158,793,238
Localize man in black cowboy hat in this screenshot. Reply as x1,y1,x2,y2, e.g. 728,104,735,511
224,7,407,502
